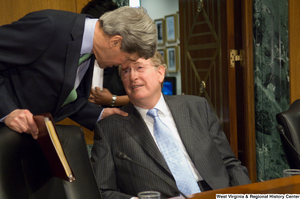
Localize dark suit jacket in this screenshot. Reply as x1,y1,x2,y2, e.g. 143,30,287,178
0,9,102,130
91,95,251,199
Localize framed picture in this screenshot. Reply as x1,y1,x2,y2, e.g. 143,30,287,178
157,49,166,62
177,44,180,70
165,14,177,42
176,11,180,40
154,18,165,45
166,46,178,72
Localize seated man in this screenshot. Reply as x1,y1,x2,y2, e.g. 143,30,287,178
91,52,252,199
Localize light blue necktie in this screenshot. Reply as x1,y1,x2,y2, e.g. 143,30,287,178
147,108,201,196
62,53,92,107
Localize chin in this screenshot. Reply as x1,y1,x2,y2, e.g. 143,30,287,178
132,93,150,101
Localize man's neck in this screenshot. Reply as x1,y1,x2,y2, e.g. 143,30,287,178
133,93,163,110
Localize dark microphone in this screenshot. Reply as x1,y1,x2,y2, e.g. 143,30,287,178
115,151,189,199
276,124,300,157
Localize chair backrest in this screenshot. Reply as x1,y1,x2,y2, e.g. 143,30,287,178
276,99,300,169
0,124,102,199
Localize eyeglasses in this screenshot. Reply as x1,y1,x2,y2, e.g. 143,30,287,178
121,63,156,78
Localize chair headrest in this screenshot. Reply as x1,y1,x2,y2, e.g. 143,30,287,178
276,99,300,153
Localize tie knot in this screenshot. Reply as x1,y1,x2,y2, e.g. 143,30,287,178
147,108,159,118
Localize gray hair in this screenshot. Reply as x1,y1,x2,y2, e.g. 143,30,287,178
150,51,167,70
99,6,157,59
150,51,167,87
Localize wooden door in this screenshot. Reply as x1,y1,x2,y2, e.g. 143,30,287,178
179,0,237,152
179,0,256,182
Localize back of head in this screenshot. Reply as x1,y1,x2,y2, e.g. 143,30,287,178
100,6,157,59
81,0,119,18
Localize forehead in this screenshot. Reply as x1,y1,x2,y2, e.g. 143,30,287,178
129,58,151,67
128,52,139,61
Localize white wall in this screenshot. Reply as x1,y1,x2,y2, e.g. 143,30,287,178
141,0,181,95
141,0,178,20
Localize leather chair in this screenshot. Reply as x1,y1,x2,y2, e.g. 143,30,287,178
0,124,102,199
276,99,300,169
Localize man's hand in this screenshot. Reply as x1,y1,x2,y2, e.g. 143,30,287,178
101,108,128,119
4,109,39,139
89,87,112,106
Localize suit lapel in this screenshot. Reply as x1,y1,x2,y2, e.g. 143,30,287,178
164,96,196,160
55,14,88,114
164,95,209,178
122,103,173,175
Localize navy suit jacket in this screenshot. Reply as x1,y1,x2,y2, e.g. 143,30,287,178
0,9,102,130
91,95,251,198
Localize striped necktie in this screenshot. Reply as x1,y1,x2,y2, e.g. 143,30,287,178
147,108,201,196
62,53,92,107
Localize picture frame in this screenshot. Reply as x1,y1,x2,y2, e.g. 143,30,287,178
177,44,180,70
166,46,178,72
157,49,166,62
165,14,177,42
154,18,165,45
176,11,180,40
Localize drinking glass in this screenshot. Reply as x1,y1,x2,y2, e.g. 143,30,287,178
138,191,161,199
283,169,300,177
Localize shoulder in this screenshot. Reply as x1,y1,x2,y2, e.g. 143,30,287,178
97,103,135,127
22,9,80,19
164,95,212,117
164,94,208,106
18,9,85,28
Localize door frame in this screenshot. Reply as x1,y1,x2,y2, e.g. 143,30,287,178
289,0,300,103
240,0,256,182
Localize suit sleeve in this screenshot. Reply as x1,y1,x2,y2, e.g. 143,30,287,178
91,122,134,199
0,13,54,118
68,100,103,131
203,99,252,186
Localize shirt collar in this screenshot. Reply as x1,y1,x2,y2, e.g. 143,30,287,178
135,93,168,118
81,18,98,54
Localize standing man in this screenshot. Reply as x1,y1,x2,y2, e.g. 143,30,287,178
91,52,251,198
0,6,157,139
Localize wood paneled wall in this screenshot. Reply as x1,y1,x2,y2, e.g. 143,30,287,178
0,0,89,26
289,0,300,104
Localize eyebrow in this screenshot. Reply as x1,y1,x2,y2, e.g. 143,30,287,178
129,61,142,66
133,58,140,61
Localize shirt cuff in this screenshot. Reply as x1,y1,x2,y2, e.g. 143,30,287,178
97,108,104,121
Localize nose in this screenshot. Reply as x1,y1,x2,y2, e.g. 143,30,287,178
129,68,139,80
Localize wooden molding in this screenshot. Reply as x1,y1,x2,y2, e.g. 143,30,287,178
289,0,300,104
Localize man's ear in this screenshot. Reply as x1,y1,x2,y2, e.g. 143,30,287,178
157,65,166,83
110,35,123,47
